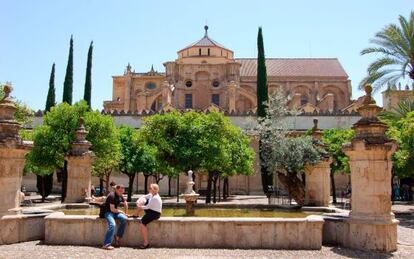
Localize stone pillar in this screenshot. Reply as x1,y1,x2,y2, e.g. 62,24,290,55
342,85,398,252
0,85,32,216
64,118,95,203
304,118,331,206
227,81,237,113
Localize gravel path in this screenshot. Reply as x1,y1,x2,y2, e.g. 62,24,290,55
1,241,414,259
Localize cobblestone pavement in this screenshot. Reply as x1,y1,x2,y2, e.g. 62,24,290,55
1,241,414,259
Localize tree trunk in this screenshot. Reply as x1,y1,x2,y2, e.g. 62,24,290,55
176,176,180,202
206,171,213,204
144,174,149,194
41,175,45,203
99,178,104,196
225,178,229,198
168,176,172,197
212,174,218,204
330,171,337,204
127,173,135,202
277,173,305,206
218,177,221,202
259,140,273,194
222,177,227,200
61,161,68,202
104,173,111,195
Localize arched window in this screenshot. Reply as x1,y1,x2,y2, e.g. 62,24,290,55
211,94,220,106
208,48,210,56
300,95,308,106
199,48,202,56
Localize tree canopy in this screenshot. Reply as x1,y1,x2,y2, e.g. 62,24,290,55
257,91,325,205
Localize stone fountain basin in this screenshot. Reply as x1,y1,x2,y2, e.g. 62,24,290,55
44,212,324,249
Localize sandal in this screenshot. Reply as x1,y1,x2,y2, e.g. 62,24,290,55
139,243,150,249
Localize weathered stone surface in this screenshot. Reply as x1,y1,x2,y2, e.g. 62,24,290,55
45,213,324,249
64,119,95,203
304,159,331,207
0,214,46,245
341,85,398,252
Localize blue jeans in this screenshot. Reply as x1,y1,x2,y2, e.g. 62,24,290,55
104,212,128,246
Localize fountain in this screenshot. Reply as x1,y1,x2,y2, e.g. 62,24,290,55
181,170,199,216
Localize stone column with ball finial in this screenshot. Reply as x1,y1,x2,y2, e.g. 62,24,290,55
64,117,95,203
342,84,398,252
304,118,332,206
0,84,32,216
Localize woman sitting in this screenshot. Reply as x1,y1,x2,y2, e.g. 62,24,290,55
133,183,162,249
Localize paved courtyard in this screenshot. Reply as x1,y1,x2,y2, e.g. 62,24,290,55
1,241,414,259
2,196,413,258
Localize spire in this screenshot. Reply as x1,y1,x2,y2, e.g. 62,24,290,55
204,25,209,37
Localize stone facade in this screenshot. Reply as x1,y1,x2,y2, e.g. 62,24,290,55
382,84,414,110
104,26,352,114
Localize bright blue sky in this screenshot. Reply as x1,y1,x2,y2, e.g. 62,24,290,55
1,0,412,110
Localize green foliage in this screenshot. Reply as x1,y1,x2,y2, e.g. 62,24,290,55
84,41,93,108
62,35,74,104
118,126,157,176
141,112,184,177
141,111,255,179
322,128,355,174
26,101,119,177
257,92,324,175
379,100,414,124
256,27,268,118
84,111,120,177
45,63,56,112
360,11,414,92
257,27,272,192
381,108,414,178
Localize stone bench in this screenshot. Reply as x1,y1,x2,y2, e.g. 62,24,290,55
45,212,324,249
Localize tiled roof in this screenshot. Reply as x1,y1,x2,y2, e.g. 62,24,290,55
181,35,230,51
179,26,232,52
236,58,348,78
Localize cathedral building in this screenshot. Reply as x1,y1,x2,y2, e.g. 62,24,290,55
104,26,353,114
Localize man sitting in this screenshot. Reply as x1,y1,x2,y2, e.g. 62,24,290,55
101,184,129,250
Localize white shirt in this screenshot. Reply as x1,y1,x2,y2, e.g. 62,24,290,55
143,193,162,213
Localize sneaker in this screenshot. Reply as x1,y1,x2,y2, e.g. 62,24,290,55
102,244,114,250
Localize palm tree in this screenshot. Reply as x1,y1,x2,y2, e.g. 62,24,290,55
379,99,414,124
360,11,414,93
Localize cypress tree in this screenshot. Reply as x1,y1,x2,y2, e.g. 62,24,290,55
84,41,93,108
36,62,56,202
45,63,56,112
257,27,273,193
257,27,268,117
62,35,74,105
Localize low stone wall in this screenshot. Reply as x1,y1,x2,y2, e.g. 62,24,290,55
322,216,349,245
45,212,324,249
0,213,47,245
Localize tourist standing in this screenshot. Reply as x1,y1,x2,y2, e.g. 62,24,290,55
134,183,162,249
101,184,129,250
